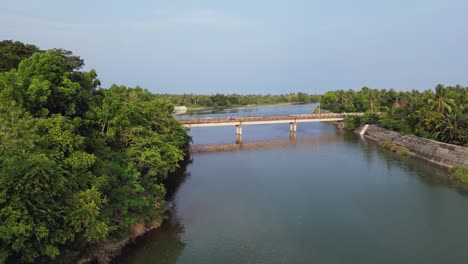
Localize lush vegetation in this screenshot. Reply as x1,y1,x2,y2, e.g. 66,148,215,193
154,92,320,109
0,40,40,72
450,167,468,183
321,86,468,146
378,141,412,156
0,41,191,263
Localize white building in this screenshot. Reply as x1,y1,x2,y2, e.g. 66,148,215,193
174,106,187,114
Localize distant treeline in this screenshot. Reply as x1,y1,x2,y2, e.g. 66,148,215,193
321,86,467,146
154,93,321,108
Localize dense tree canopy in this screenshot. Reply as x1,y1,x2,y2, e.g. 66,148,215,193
0,42,190,263
0,40,40,73
321,86,468,146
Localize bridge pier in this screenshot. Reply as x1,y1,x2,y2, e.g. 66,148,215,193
236,134,242,144
289,122,297,132
236,124,243,135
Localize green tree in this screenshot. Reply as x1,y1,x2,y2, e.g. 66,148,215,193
0,42,190,263
321,85,467,146
1,51,81,117
428,84,455,114
433,112,468,146
0,111,107,263
0,40,40,72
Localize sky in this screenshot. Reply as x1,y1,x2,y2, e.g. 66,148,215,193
2,0,468,94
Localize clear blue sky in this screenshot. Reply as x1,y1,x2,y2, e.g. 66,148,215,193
2,0,468,94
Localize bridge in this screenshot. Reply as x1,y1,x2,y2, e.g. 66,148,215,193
179,113,362,142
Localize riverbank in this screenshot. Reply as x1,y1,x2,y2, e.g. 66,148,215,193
355,125,468,168
76,155,193,264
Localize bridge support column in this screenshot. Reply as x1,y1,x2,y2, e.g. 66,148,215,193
289,122,297,132
236,134,243,144
236,124,243,135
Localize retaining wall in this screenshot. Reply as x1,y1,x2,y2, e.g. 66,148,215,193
356,125,468,168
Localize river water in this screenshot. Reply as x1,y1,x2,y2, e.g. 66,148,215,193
116,104,468,264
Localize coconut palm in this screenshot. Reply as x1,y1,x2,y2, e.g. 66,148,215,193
428,84,455,114
367,89,380,112
433,111,468,145
452,85,467,114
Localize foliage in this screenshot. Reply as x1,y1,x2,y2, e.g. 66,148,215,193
321,85,468,146
378,104,411,133
0,40,40,73
450,167,468,183
343,115,361,131
342,112,379,131
378,141,412,156
432,112,468,146
379,118,409,133
360,112,380,125
0,41,190,263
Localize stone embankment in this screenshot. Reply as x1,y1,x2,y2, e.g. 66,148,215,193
356,125,468,168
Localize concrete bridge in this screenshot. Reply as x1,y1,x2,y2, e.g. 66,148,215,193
179,113,362,137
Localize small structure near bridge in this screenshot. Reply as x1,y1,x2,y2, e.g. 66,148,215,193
174,106,187,114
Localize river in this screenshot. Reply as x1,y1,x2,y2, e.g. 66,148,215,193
115,104,468,264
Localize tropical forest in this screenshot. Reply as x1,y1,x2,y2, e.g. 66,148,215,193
0,40,190,263
320,86,468,146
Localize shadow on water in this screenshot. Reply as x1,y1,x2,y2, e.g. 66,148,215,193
164,154,193,200
114,215,186,264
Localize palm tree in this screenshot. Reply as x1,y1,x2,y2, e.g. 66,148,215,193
428,84,455,114
453,85,467,114
368,89,379,112
433,111,468,145
337,90,354,112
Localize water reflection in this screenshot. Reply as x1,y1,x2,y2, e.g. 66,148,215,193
164,155,193,200
289,131,297,143
190,134,344,154
356,135,468,195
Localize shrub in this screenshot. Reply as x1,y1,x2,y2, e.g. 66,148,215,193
450,167,468,183
379,118,409,132
344,115,361,131
378,141,412,156
360,111,380,125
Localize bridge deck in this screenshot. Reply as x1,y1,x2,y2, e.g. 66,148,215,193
179,113,361,127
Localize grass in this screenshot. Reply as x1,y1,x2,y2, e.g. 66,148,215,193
378,141,412,156
450,166,468,183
